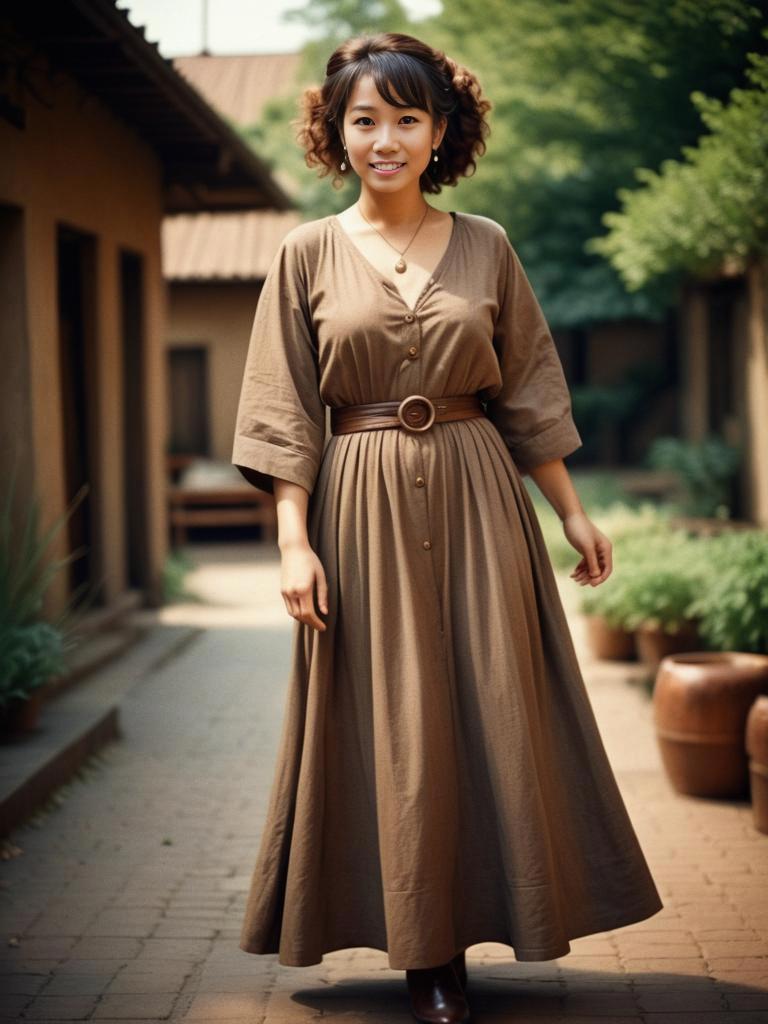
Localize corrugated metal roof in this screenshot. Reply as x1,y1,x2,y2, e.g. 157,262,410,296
173,52,305,127
162,208,304,281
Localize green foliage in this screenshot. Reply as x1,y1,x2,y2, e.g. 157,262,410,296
436,0,765,321
645,434,741,518
283,0,411,38
0,467,91,709
687,529,768,652
579,530,706,632
162,549,200,605
0,624,64,706
590,40,768,286
571,361,668,437
578,521,768,653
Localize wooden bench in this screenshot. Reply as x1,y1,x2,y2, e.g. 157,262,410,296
166,454,277,546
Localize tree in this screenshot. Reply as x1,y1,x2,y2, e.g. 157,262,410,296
589,39,768,288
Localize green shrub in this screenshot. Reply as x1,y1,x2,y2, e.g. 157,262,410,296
0,466,90,710
578,530,705,633
645,434,741,518
162,548,200,604
687,529,768,652
0,623,64,705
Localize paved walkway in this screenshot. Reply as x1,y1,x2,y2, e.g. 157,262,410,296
0,541,766,1023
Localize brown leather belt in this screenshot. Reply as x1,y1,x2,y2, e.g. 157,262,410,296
330,393,487,435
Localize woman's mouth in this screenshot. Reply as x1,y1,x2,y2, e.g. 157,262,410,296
369,162,405,175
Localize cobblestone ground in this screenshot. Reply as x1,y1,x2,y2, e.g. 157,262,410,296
0,541,766,1023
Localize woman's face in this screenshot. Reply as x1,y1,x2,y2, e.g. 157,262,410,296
341,73,446,192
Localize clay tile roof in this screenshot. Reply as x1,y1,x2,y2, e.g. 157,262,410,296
163,52,309,282
162,208,304,281
173,52,305,127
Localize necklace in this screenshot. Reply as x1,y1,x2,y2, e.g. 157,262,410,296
356,202,431,274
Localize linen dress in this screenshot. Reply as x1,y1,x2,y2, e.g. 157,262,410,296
231,210,663,970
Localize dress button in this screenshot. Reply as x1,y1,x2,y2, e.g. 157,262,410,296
404,313,415,322
415,476,425,487
408,346,418,358
423,540,432,550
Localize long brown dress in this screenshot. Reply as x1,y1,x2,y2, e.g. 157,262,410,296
231,210,663,970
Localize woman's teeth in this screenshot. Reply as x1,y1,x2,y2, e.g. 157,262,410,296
371,162,405,174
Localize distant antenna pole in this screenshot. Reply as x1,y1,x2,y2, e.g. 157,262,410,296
202,0,210,55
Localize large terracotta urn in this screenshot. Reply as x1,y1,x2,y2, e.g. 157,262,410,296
746,695,768,834
653,652,768,797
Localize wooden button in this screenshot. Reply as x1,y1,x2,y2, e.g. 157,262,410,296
404,313,415,322
408,346,418,358
422,540,432,550
415,476,425,487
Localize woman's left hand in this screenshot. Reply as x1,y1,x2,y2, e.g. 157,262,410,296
562,512,613,586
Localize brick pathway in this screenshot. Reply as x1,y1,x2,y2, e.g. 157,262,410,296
0,541,766,1023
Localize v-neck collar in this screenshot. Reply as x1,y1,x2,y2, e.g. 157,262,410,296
329,210,460,315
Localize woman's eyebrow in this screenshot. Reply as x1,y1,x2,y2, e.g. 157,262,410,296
349,103,418,112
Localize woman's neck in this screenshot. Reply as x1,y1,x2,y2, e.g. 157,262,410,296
355,187,432,228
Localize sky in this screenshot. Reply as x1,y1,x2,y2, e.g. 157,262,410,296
117,0,442,57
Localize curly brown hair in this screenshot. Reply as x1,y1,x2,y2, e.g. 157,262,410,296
294,32,492,195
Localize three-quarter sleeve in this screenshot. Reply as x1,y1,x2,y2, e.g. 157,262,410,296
486,232,583,476
231,231,326,497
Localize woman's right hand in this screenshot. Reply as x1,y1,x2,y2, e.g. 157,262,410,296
279,539,328,631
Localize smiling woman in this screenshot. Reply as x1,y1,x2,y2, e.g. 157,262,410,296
296,34,491,199
232,30,663,1024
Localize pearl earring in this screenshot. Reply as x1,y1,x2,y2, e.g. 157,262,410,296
340,146,347,171
433,148,438,162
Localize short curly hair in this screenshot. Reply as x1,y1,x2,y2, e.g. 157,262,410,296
294,32,492,194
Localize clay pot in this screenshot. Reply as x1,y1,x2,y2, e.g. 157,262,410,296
0,690,45,736
635,621,701,674
584,614,636,661
745,695,768,834
653,652,768,797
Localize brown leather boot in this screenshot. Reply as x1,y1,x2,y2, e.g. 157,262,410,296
405,960,471,1023
450,949,468,990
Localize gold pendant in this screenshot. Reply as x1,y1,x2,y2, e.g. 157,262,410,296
395,257,407,273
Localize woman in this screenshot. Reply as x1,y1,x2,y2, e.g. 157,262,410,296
232,31,663,1024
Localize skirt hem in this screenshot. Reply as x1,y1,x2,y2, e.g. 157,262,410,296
238,890,664,969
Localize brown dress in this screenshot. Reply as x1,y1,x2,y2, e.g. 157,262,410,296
231,210,663,970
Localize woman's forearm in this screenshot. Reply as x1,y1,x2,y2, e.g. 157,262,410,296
526,458,585,522
273,478,312,550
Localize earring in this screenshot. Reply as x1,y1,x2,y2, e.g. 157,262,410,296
340,146,348,171
433,148,438,162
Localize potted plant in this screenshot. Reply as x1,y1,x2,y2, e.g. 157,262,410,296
576,503,678,661
615,558,704,671
0,468,89,734
580,578,637,661
686,529,768,654
652,530,768,798
0,623,65,731
578,523,702,667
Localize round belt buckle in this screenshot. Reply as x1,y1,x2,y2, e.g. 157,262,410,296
397,394,436,432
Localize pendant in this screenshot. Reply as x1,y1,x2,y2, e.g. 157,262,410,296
395,257,407,273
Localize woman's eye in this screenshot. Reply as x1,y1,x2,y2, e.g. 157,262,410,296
353,116,418,125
